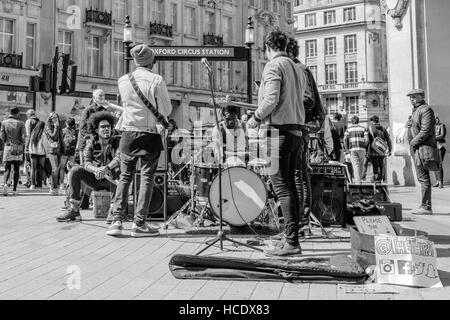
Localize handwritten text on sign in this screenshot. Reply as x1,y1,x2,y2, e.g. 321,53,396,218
375,235,442,288
354,216,396,236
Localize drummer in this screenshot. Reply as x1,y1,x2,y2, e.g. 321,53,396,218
211,105,249,167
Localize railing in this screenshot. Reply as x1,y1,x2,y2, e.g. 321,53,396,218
85,8,112,26
0,52,23,69
203,33,224,47
149,22,173,38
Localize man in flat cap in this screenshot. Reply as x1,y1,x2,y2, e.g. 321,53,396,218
107,44,172,237
406,89,436,215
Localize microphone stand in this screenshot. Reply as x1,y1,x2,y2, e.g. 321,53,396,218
196,60,263,255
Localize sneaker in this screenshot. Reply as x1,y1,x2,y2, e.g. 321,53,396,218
269,232,285,242
29,185,35,190
265,242,302,257
56,208,82,222
411,207,433,215
11,190,17,196
106,208,115,225
106,221,123,237
131,223,160,238
3,185,8,196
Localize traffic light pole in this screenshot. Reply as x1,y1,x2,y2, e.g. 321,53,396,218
51,47,59,112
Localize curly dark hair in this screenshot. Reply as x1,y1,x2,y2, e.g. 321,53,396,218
264,29,289,52
286,37,299,60
87,111,116,136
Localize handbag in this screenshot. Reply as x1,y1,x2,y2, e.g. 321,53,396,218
417,145,441,171
393,125,410,157
9,142,24,156
127,73,169,129
369,126,389,156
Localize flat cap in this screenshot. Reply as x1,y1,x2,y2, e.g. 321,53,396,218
406,88,425,96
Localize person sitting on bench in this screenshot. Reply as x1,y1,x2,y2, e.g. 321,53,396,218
56,111,121,222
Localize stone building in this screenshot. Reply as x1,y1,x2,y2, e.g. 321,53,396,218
0,0,295,128
293,0,389,126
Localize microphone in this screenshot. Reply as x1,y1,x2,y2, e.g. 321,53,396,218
201,58,212,73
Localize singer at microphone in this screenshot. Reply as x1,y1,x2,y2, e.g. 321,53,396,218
201,58,213,73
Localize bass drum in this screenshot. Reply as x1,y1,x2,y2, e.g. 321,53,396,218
208,167,267,227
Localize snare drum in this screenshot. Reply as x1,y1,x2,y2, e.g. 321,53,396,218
209,167,268,227
193,164,219,199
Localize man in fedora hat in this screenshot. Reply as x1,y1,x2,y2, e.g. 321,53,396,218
107,44,172,237
406,88,436,215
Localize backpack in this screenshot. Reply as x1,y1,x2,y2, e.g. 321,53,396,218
62,128,77,155
369,126,389,156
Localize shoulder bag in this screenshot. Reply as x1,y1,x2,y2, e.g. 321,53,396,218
369,126,389,156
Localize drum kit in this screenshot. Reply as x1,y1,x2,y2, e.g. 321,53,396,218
165,148,282,232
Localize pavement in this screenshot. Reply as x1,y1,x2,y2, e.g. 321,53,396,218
0,184,450,300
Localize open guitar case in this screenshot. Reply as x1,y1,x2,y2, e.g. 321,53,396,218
169,254,368,284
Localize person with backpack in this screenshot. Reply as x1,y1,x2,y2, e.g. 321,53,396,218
29,121,46,189
59,117,78,190
367,115,392,183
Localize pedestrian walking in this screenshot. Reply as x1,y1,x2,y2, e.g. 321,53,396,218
1,107,25,196
344,116,369,183
367,115,391,183
407,89,439,215
24,109,39,187
107,44,172,238
43,112,63,195
59,117,78,190
434,114,446,188
29,121,46,189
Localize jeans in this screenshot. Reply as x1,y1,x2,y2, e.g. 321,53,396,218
370,156,385,183
295,133,311,224
68,166,116,202
270,132,302,246
47,154,60,189
350,150,366,183
415,162,432,210
59,155,75,185
113,152,160,227
435,147,446,183
4,161,21,191
30,154,45,187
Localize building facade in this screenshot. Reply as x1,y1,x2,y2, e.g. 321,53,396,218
293,0,389,126
0,0,295,129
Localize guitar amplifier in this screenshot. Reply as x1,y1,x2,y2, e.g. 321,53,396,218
308,163,347,178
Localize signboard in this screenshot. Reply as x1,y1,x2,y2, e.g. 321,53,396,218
375,235,442,288
149,46,250,61
354,216,396,236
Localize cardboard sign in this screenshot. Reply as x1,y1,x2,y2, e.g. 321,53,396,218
354,216,396,236
375,235,442,288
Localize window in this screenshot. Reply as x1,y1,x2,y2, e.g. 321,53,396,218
345,62,358,83
249,0,257,7
325,37,336,56
87,36,101,76
344,7,356,22
273,0,279,13
305,40,317,57
185,62,194,87
184,7,197,37
136,0,144,25
0,18,14,53
224,17,233,43
88,0,103,9
326,96,339,114
25,23,36,68
205,12,215,34
262,0,269,10
171,3,178,32
222,62,231,91
112,39,124,78
168,61,178,85
61,0,75,10
325,64,337,85
324,10,336,25
345,96,359,115
58,30,73,55
308,65,317,80
344,35,357,53
113,0,126,20
305,13,316,27
285,1,292,17
152,0,165,22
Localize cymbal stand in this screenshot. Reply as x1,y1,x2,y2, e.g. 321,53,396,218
196,61,262,255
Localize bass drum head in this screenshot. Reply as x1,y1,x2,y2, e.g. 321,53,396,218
208,167,267,227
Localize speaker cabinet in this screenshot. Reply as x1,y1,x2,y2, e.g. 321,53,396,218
133,171,167,221
310,175,346,227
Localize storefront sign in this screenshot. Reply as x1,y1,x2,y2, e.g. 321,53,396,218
375,235,442,288
150,46,249,61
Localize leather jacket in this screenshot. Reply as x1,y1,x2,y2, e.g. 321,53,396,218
409,102,437,150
